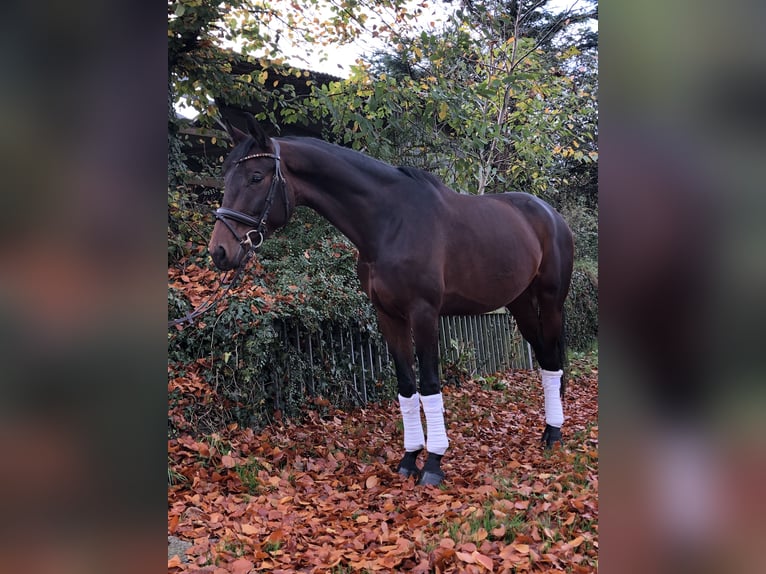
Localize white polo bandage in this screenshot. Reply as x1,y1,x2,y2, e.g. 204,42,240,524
398,393,425,452
420,392,449,455
541,369,564,427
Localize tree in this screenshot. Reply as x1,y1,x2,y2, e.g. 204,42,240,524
168,0,432,124
310,0,598,199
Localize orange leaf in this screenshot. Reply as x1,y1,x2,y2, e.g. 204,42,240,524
569,535,585,548
168,514,179,533
439,537,456,549
472,551,493,570
221,454,236,468
512,543,530,554
430,546,455,571
366,475,379,489
264,528,285,545
230,558,254,574
490,524,506,539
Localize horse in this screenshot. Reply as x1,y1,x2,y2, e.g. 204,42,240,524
208,115,574,486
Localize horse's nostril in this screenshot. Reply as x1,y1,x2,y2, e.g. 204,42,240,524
211,245,227,267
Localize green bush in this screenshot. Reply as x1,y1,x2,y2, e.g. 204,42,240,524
564,260,598,352
168,208,396,435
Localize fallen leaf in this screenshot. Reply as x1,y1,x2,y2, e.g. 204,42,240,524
472,550,493,570
230,559,253,574
570,535,585,548
221,454,235,468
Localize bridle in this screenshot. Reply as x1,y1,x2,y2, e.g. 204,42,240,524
167,140,290,329
213,139,290,255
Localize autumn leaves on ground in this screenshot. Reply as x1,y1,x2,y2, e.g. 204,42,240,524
168,359,598,573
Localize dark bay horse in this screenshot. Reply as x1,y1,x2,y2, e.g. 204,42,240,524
208,116,574,486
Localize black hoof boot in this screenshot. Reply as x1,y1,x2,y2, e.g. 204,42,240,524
397,449,422,480
418,452,445,486
541,424,562,449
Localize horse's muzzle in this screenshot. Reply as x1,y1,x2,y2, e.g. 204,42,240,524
210,243,239,271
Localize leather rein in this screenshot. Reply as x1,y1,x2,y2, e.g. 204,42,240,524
168,140,290,329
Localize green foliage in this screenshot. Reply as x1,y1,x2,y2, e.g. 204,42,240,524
564,260,598,352
168,209,396,434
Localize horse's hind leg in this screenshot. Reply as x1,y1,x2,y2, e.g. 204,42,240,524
507,285,567,447
375,310,424,479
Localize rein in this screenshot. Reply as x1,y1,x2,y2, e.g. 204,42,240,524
168,140,289,329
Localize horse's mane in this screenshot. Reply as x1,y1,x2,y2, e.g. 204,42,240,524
239,136,455,193
396,166,452,191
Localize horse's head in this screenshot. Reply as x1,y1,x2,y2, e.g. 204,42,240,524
208,115,293,270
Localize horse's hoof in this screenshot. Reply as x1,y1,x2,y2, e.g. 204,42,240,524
397,449,422,480
541,424,562,449
418,470,445,486
397,466,420,480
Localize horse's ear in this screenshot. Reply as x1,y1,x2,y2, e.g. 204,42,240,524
224,120,248,145
244,113,269,149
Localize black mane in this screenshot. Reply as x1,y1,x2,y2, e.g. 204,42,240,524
396,166,451,190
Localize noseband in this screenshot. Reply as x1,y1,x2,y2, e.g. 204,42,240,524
214,140,290,253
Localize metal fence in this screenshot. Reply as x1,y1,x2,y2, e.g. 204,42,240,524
438,310,534,376
273,310,533,404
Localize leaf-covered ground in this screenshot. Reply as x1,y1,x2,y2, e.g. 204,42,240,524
168,363,598,573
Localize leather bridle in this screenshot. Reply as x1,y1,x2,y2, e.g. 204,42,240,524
214,140,290,255
168,141,290,329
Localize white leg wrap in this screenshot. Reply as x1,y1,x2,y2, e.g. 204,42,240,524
420,392,449,455
541,369,565,427
398,393,425,452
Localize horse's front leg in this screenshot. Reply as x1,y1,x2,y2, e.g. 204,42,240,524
412,304,448,486
375,310,424,480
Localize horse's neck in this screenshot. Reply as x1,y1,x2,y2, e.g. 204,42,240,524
289,144,396,259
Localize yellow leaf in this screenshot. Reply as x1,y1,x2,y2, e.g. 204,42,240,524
438,102,448,121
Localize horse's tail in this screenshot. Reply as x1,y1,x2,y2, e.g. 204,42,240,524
559,309,568,400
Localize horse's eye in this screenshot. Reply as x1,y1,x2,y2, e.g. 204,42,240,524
250,173,263,184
